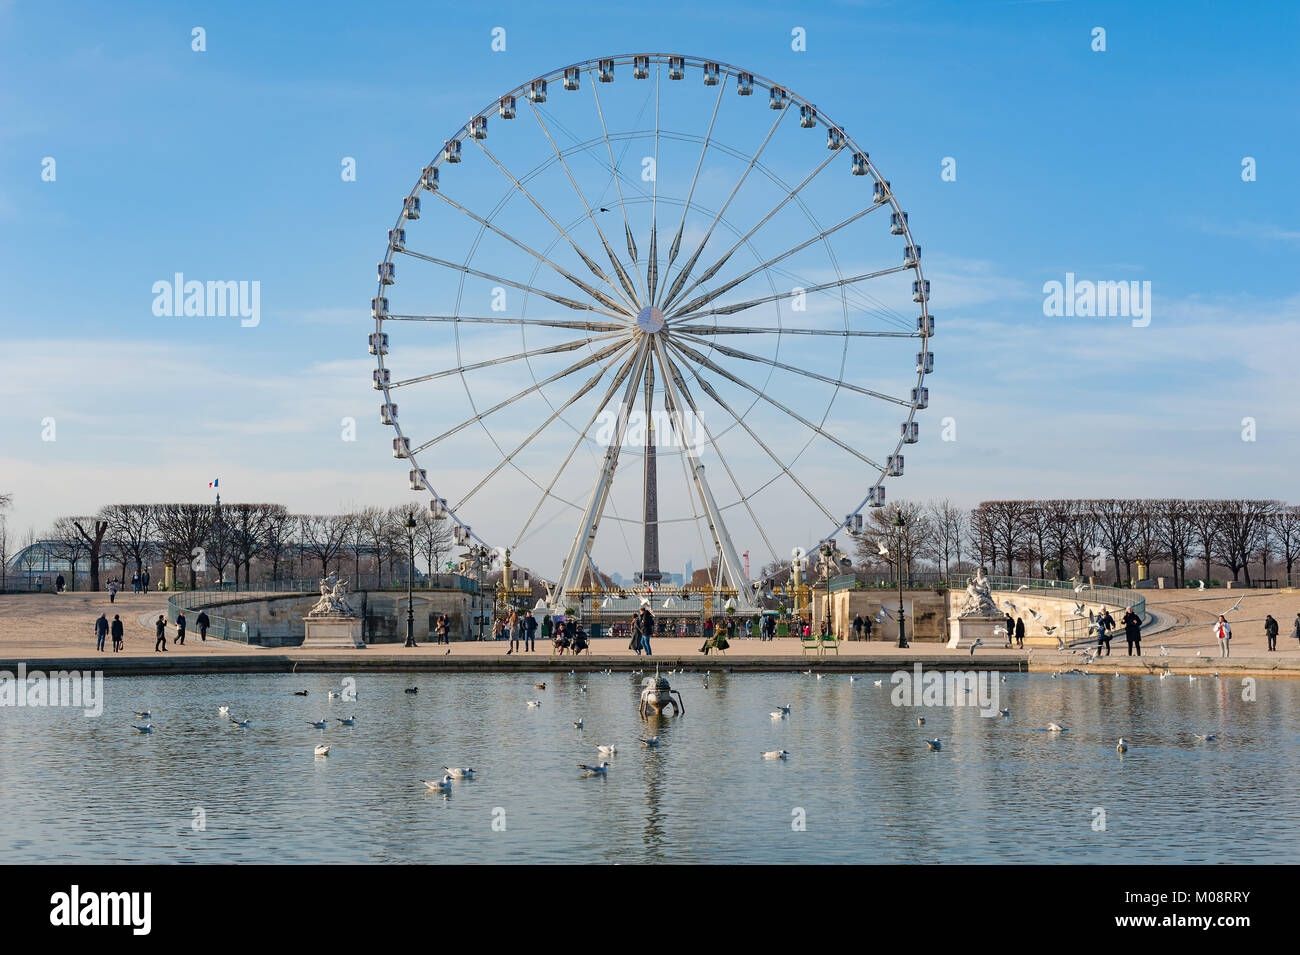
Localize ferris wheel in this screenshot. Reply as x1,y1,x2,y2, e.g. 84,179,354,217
370,54,933,612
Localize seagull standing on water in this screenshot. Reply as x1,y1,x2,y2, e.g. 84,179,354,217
595,744,618,756
229,717,251,727
761,749,789,760
423,775,452,791
640,737,660,747
1047,723,1066,733
335,716,357,726
442,766,474,778
578,762,610,776
314,744,331,757
133,711,151,719
307,719,328,729
926,738,942,751
132,724,153,734
1116,738,1128,754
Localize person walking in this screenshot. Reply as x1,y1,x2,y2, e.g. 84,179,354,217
196,610,210,641
1265,614,1279,652
435,613,449,645
154,615,168,652
132,571,140,594
1014,616,1025,650
110,614,124,652
506,610,520,655
108,580,118,604
1214,615,1232,657
56,573,66,594
863,615,873,641
1122,606,1142,656
853,614,864,640
1004,613,1015,649
628,614,643,655
524,612,537,652
95,613,109,652
1292,612,1300,647
639,606,655,656
174,612,186,645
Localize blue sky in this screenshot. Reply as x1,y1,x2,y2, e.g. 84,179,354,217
1,0,1297,578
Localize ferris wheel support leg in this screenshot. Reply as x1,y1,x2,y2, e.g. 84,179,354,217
553,340,651,609
651,337,756,614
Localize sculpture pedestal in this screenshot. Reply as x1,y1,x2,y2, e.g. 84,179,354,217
302,615,364,648
947,616,1007,650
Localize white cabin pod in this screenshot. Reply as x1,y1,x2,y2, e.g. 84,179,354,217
422,165,439,191
598,58,614,82
668,55,685,80
380,403,397,425
528,78,547,102
393,436,410,458
917,314,934,335
827,127,845,150
912,279,930,303
890,211,908,234
403,195,421,219
799,103,817,127
388,228,405,252
911,387,929,409
903,244,920,267
370,296,388,318
901,421,919,444
633,55,649,79
368,331,389,356
736,71,753,95
470,115,487,139
888,454,904,476
563,66,580,90
702,61,720,85
769,86,790,109
378,262,395,285
408,468,427,490
372,368,389,389
499,95,516,118
916,351,934,374
873,180,891,202
869,485,886,507
851,152,870,175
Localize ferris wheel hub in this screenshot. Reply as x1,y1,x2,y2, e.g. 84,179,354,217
635,305,666,334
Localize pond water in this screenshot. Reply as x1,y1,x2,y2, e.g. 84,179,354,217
0,669,1295,863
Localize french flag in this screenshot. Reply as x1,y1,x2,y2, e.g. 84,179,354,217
209,478,219,488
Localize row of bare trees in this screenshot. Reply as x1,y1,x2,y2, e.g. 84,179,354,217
20,502,455,592
968,499,1296,587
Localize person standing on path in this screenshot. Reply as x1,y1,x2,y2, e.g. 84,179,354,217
638,606,655,656
1096,613,1112,655
175,612,186,646
1013,616,1025,649
196,610,209,641
1122,606,1142,656
110,614,124,652
108,580,118,604
853,614,864,640
1265,614,1279,652
524,612,537,652
1004,613,1015,649
141,570,150,591
1215,615,1232,657
155,615,168,652
628,614,643,655
506,610,520,655
56,573,65,593
95,613,108,652
132,571,140,594
1291,612,1300,647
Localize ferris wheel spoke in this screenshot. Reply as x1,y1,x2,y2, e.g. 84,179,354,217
653,344,780,567
673,323,917,338
433,192,629,315
646,63,661,304
662,340,840,525
589,75,651,306
661,78,727,302
668,338,884,471
408,339,629,456
512,345,645,548
674,332,911,407
468,138,635,313
661,150,839,315
399,249,629,322
388,331,626,389
453,339,636,511
527,101,642,313
385,314,627,333
658,101,792,312
677,264,913,320
667,200,886,319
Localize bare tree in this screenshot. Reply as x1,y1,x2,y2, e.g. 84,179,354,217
1091,499,1138,585
299,514,355,578
1131,502,1166,584
1214,499,1277,585
103,504,157,584
68,516,110,591
154,503,215,589
1156,499,1196,588
416,508,455,578
927,499,967,580
1271,505,1300,586
0,494,10,590
263,509,298,582
47,517,90,590
227,503,285,590
1189,500,1221,586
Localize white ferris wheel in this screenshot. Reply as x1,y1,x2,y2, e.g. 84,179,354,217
370,54,933,612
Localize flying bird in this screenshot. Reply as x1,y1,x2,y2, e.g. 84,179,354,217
1016,585,1029,592
969,638,983,656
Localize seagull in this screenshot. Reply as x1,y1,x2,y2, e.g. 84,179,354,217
314,744,330,757
773,704,791,715
1028,608,1042,621
1017,584,1029,592
217,705,230,715
1116,738,1128,754
1043,624,1057,636
916,717,926,725
1075,582,1090,594
876,540,890,557
926,738,942,751
770,711,787,720
328,691,342,699
1223,596,1243,615
1197,579,1206,591
335,717,357,726
1072,603,1086,616
579,685,588,693
422,775,452,791
573,719,584,729
969,638,983,656
802,669,814,676
1159,670,1170,680
404,687,419,694
595,744,618,756
999,707,1010,717
132,724,153,734
1193,733,1217,741
578,762,610,776
229,717,251,727
1056,634,1067,650
993,626,1007,637
1047,723,1066,733
1004,601,1018,613
133,710,151,719
526,700,542,708
873,679,884,687
1188,674,1198,682
534,683,546,690
816,673,825,680
640,737,660,746
442,766,474,778
761,749,790,760
306,719,328,729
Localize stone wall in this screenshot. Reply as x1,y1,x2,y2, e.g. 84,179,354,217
817,588,952,643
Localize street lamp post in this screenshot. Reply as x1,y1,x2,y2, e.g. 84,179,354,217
893,511,908,649
404,511,417,647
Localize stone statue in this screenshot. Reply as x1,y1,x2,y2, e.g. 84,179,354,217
958,566,999,617
308,573,356,617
